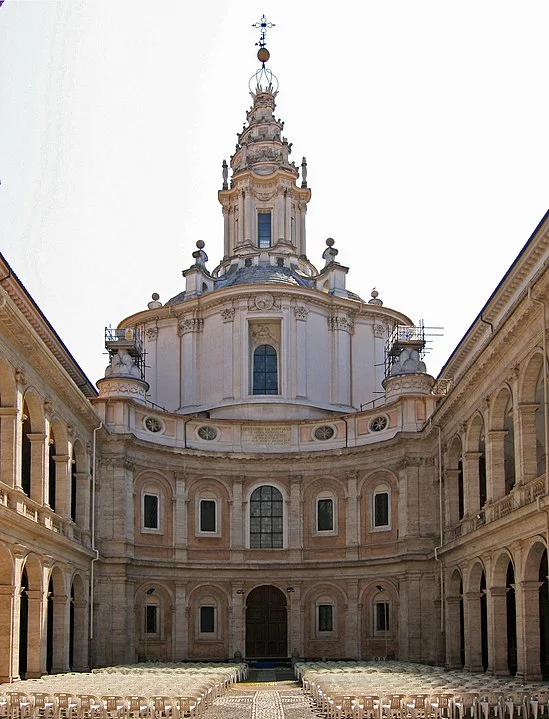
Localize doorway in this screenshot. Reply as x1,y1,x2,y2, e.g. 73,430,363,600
245,585,287,658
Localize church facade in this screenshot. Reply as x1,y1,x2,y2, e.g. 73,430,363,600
0,41,548,683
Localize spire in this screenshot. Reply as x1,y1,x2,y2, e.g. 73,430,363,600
216,16,312,268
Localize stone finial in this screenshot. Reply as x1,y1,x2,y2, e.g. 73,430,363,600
301,157,308,188
368,288,383,306
322,237,338,267
147,293,162,310
191,240,208,268
222,159,228,190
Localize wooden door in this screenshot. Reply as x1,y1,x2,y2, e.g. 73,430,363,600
245,585,287,657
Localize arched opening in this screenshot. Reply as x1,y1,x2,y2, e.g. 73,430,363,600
70,452,77,522
480,571,488,671
458,457,464,520
540,549,549,678
459,578,465,667
21,405,31,496
252,344,278,395
250,485,283,548
69,583,75,669
479,430,487,507
504,394,515,494
536,369,546,477
506,561,517,675
46,577,54,673
18,569,29,679
246,585,287,658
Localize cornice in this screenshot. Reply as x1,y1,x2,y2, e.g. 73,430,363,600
118,283,412,329
0,287,100,426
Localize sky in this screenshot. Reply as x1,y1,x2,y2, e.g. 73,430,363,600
1,1,549,389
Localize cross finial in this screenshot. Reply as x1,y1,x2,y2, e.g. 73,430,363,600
252,14,275,49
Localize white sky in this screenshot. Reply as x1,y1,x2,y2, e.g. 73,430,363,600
1,1,549,390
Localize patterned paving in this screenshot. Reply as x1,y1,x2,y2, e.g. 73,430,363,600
201,683,317,719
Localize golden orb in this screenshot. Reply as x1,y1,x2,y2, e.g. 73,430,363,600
257,47,270,64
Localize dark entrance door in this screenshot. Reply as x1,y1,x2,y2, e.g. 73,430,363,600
246,585,287,658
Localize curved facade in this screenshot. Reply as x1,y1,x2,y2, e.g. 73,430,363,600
0,43,548,683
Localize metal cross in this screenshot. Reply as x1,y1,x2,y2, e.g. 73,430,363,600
252,14,275,49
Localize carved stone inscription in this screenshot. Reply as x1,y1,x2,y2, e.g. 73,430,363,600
242,426,291,446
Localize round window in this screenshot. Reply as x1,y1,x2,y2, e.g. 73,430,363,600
197,426,218,441
313,425,335,441
144,416,164,433
370,416,388,432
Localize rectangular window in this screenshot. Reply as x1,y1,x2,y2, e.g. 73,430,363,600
200,500,216,533
317,498,334,532
200,606,215,633
318,604,333,632
374,492,389,527
375,602,390,632
145,605,157,634
258,212,272,248
143,494,159,529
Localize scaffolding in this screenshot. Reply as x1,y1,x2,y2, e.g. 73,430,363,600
104,327,145,380
384,320,443,377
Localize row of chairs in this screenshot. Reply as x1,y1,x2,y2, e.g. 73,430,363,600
0,692,205,719
306,689,549,719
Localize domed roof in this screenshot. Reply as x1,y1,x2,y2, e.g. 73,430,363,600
216,262,313,289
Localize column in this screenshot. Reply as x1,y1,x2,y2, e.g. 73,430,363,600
298,202,306,256
345,580,359,658
179,317,203,410
288,475,302,562
0,585,15,682
222,308,235,400
284,190,291,242
222,203,230,257
174,472,187,562
174,582,188,661
464,452,481,517
0,407,17,487
229,586,245,658
75,472,91,532
345,471,359,560
406,574,422,661
289,585,302,658
445,468,461,527
237,190,244,246
487,586,509,675
245,188,253,242
329,316,352,407
275,192,284,242
516,404,539,485
463,591,483,671
294,306,308,399
51,593,69,673
28,434,46,504
25,588,45,678
53,455,70,517
488,430,507,501
516,580,543,681
72,598,89,670
445,596,463,670
230,476,244,561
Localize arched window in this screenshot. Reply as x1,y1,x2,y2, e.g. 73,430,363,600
252,344,278,395
250,485,283,548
